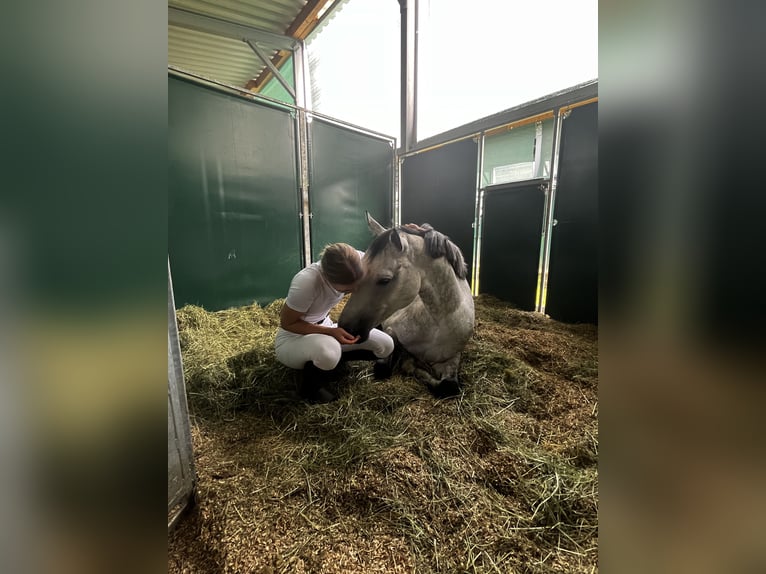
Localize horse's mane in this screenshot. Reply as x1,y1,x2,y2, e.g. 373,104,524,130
367,223,468,280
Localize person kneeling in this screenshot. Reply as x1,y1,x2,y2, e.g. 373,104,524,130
274,243,394,403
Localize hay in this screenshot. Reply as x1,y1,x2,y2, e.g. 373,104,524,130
169,294,598,573
176,300,295,418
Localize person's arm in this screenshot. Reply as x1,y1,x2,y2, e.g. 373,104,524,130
279,303,360,344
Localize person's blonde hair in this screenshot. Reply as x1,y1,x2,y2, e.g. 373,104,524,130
319,243,363,285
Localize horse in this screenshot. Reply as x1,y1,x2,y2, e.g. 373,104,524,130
338,213,475,397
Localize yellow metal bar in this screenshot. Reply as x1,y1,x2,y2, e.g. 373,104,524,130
483,111,555,138
559,96,599,114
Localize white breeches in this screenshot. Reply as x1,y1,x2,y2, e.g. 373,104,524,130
275,318,394,370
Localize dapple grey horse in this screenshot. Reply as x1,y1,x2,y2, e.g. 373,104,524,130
339,213,475,397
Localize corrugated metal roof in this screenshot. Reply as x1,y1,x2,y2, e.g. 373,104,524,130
168,0,339,91
171,0,305,34
169,25,267,87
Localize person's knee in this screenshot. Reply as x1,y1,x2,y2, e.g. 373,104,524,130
312,341,342,370
369,330,395,358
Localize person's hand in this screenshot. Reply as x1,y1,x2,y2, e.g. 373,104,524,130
332,327,360,345
402,223,423,233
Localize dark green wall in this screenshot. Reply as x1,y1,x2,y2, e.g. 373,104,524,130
545,103,598,324
169,77,395,309
400,138,478,281
169,76,302,310
169,75,595,319
479,184,546,311
309,119,393,259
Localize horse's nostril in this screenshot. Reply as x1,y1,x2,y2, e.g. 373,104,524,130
339,316,372,343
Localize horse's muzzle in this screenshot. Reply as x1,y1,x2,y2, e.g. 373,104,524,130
338,317,371,343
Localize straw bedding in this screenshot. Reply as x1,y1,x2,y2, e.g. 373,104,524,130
168,294,598,573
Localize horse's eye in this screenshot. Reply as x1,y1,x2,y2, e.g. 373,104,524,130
376,277,392,286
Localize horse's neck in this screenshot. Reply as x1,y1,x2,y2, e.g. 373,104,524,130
414,251,464,311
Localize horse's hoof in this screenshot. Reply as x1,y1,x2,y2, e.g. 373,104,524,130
373,358,393,380
430,378,461,398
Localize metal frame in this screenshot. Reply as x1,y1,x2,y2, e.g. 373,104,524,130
533,121,544,177
535,109,565,314
394,155,403,227
245,39,296,100
470,134,485,296
168,66,297,111
400,0,418,151
294,40,311,110
408,80,597,155
297,110,312,268
168,258,195,530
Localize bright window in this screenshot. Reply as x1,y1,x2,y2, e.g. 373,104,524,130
482,118,554,187
417,0,598,140
306,0,401,142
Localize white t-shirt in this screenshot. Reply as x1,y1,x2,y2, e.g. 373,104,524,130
284,250,364,324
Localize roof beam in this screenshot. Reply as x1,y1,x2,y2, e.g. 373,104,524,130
245,39,296,99
246,0,337,92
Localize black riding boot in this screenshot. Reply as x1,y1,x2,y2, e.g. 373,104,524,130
299,362,338,404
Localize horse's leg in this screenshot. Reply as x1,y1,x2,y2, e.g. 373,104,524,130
400,354,462,398
372,337,403,380
428,355,462,398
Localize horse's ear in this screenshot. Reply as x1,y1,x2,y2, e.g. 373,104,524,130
366,211,388,236
390,229,404,252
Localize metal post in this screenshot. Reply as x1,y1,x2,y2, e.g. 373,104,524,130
535,109,565,314
471,133,485,296
399,0,417,151
167,258,195,529
297,109,312,267
394,151,402,227
293,40,311,110
532,121,543,177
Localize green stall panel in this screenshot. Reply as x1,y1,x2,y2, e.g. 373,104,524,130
400,138,478,280
169,76,302,310
308,119,394,259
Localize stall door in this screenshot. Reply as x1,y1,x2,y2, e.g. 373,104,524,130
169,76,303,310
309,120,394,259
545,103,598,324
401,138,478,278
480,183,547,311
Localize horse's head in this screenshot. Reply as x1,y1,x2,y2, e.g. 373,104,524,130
338,213,422,341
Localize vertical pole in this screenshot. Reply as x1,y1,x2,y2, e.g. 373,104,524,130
532,120,543,177
399,0,417,151
471,133,485,296
293,40,309,109
535,109,565,313
297,109,311,267
394,152,402,227
293,40,312,266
